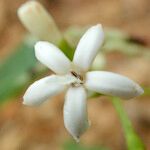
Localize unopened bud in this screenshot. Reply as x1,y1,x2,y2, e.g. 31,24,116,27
18,1,62,44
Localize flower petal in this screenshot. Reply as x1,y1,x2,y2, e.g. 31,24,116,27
85,71,144,99
64,86,89,142
23,75,66,106
35,41,71,74
73,24,104,72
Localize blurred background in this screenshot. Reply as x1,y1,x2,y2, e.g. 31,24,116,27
0,0,150,149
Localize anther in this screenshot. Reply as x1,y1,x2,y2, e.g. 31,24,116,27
71,71,78,78
71,71,83,81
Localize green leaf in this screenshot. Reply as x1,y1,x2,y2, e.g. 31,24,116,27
111,97,145,150
0,37,37,103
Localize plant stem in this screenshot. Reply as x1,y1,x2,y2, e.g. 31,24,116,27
111,97,145,150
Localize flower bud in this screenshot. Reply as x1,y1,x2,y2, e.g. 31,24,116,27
17,1,62,44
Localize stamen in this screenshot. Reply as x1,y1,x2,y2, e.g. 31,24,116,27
70,71,84,87
71,71,83,81
71,71,78,78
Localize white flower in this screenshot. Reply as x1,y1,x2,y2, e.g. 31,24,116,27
23,24,143,142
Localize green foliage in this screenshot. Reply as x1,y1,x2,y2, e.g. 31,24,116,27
64,26,149,56
58,39,75,60
111,97,145,150
63,140,110,150
0,37,37,102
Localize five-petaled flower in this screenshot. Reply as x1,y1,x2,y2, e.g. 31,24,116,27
23,24,143,142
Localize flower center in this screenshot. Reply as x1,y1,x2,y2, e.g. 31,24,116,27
70,71,84,87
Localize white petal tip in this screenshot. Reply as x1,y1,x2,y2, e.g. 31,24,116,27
94,24,102,28
23,99,31,106
135,84,144,97
73,136,80,143
23,93,43,106
92,24,103,32
72,123,90,142
23,101,41,107
17,1,40,16
35,41,46,49
34,41,46,52
122,84,144,100
22,100,31,106
23,95,30,106
124,84,144,100
35,41,42,52
23,97,40,106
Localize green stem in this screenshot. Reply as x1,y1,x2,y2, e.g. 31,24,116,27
111,97,145,150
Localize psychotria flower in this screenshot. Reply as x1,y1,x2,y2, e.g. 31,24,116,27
23,24,143,142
